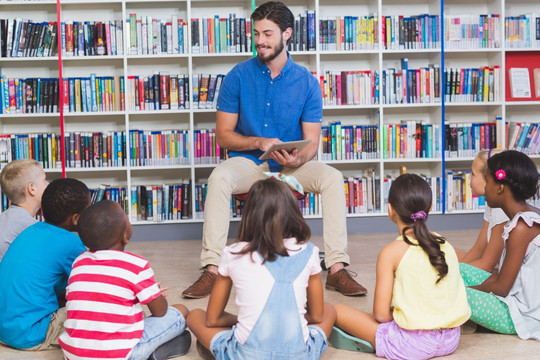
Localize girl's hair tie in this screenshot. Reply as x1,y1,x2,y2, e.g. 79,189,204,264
410,210,427,222
495,169,506,180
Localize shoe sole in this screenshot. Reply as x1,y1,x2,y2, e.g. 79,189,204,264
328,326,375,353
325,284,368,296
196,340,215,360
181,292,211,299
149,330,192,360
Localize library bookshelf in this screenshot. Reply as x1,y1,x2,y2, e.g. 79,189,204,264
1,0,540,227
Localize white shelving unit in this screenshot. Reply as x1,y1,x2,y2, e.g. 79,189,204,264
1,0,540,226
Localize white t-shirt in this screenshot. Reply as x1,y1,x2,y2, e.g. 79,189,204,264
483,205,509,243
218,238,321,344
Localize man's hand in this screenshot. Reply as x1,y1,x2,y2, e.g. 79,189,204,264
258,137,281,151
270,148,301,168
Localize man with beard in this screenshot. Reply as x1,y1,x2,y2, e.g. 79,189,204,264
182,1,367,299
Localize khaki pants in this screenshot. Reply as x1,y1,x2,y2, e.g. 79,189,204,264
201,157,350,268
3,307,67,351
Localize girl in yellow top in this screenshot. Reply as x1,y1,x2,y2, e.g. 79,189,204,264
331,174,471,360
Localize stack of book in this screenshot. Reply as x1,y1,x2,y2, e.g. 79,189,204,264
0,18,58,57
444,14,501,49
507,122,540,155
126,72,189,111
444,120,503,159
191,73,224,109
504,13,540,48
130,181,191,222
61,20,124,57
384,175,442,212
191,14,251,54
64,131,126,168
129,129,189,167
319,15,379,51
193,128,227,165
444,66,500,103
382,59,441,104
288,10,316,52
90,185,128,213
320,122,379,161
0,133,61,170
63,74,125,113
382,14,440,50
127,14,186,55
381,121,442,159
320,70,379,106
343,168,380,214
0,76,60,114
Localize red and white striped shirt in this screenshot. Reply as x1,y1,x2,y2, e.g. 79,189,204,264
59,250,161,360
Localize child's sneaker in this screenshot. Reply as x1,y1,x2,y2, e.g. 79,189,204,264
148,330,191,360
328,326,375,353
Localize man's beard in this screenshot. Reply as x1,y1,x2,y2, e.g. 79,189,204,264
256,39,285,63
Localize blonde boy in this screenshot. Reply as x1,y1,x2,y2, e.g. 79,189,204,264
0,159,48,261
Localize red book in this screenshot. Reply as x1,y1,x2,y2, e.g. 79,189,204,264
160,73,170,110
65,21,74,55
138,77,145,110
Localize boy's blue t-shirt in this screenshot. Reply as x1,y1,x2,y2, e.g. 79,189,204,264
0,222,85,349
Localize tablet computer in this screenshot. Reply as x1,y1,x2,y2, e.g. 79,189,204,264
258,139,312,160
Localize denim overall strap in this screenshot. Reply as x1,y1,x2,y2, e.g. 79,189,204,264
242,242,314,358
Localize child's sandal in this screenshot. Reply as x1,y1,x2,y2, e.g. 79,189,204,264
328,326,375,353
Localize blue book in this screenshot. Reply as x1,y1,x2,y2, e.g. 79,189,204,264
517,123,531,150
68,78,75,112
90,73,98,112
80,78,88,112
214,15,220,52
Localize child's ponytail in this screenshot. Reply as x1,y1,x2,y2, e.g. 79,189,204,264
389,174,449,283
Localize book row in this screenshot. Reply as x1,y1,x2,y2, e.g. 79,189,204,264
319,70,379,106
382,175,442,212
506,122,540,155
0,19,58,58
444,121,502,159
128,14,187,56
318,15,378,51
444,14,501,49
0,76,59,114
193,128,228,165
381,14,441,50
381,122,441,159
191,14,252,54
90,185,128,211
504,14,540,48
444,66,500,103
61,20,123,57
446,170,485,211
129,130,188,167
320,123,379,161
287,10,316,52
130,182,191,222
125,73,188,111
382,59,441,104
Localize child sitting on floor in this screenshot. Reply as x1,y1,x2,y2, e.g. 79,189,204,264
0,159,48,262
457,148,508,272
461,150,540,340
187,177,336,360
0,178,89,350
59,200,191,360
331,173,470,360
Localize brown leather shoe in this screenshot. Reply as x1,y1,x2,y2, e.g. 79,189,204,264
182,269,217,299
326,269,368,296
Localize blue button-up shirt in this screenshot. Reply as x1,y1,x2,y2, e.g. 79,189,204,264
216,53,322,171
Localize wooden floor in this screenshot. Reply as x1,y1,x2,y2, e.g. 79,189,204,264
1,229,537,359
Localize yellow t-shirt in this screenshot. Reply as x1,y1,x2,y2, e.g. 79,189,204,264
392,235,471,330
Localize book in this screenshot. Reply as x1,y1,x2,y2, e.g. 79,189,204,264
509,67,532,98
534,68,540,97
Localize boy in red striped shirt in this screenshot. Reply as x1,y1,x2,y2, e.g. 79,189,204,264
59,200,191,360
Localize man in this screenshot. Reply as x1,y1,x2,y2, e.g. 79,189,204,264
182,1,367,298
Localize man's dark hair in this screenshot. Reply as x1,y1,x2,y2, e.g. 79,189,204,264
42,178,90,226
78,200,128,251
251,1,295,32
